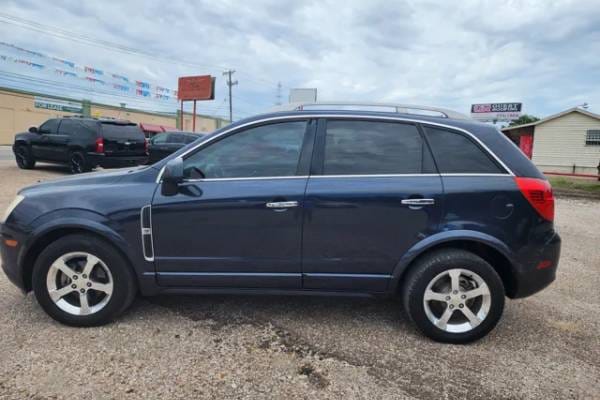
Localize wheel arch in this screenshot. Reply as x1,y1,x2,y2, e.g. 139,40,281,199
14,139,31,146
390,232,518,297
19,222,136,292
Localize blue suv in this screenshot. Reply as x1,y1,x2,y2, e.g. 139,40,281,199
0,105,561,343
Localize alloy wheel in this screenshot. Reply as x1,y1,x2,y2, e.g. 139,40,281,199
46,252,114,316
16,147,28,166
70,154,83,173
423,268,491,333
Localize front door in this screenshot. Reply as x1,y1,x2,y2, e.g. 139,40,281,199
302,118,444,292
151,119,315,288
31,118,61,160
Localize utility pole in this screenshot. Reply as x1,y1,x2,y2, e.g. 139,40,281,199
276,81,282,106
223,70,237,122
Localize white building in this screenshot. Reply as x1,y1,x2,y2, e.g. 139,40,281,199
502,107,600,175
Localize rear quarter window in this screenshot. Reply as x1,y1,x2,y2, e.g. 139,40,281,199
423,126,505,174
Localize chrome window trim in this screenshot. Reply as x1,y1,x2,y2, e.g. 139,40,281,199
181,173,513,183
140,205,154,262
182,175,309,183
439,173,513,177
156,114,514,182
311,174,438,178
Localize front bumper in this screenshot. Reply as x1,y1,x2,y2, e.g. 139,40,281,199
87,153,148,169
0,223,27,292
510,231,561,299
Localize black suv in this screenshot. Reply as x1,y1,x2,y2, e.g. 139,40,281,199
13,117,148,174
148,131,204,163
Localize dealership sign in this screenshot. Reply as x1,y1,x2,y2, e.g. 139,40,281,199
34,96,83,113
470,103,522,121
177,75,215,101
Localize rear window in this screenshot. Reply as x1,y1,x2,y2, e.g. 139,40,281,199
101,123,144,139
423,126,505,174
168,133,186,144
185,135,199,144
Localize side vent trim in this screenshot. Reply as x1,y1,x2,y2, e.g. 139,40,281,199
141,205,154,261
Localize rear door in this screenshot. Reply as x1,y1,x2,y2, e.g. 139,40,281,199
302,118,443,292
101,123,146,156
148,133,170,162
54,119,77,161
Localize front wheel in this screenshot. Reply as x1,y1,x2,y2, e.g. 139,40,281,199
402,249,505,343
32,234,137,326
15,144,36,169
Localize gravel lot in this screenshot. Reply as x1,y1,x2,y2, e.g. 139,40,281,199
0,161,598,399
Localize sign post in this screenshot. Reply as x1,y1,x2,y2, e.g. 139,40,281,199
470,103,522,122
177,75,216,132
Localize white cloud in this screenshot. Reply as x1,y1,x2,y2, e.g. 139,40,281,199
0,0,599,119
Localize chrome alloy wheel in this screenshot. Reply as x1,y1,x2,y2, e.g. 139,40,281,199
423,268,491,333
46,252,114,316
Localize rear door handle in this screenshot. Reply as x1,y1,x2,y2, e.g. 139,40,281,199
401,198,435,206
266,201,299,209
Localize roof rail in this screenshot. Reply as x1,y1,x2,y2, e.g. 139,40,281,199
270,102,470,120
63,114,88,119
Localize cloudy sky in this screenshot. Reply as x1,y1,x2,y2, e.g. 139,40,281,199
1,0,599,121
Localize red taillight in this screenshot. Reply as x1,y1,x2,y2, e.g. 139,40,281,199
95,137,104,153
515,177,554,221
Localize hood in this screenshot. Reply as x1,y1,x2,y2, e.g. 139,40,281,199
19,166,151,196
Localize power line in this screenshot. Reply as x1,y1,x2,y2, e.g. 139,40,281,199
0,12,289,90
0,70,230,118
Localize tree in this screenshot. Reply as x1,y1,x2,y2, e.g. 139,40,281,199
508,114,540,127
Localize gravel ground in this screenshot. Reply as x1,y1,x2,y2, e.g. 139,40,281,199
0,161,598,400
0,147,13,162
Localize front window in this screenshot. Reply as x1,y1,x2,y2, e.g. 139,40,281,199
152,133,168,144
38,119,60,134
183,121,307,179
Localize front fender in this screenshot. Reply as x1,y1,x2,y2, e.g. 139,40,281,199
18,209,138,281
388,230,516,292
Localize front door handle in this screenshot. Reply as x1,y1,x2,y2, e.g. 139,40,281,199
266,201,299,209
401,198,435,206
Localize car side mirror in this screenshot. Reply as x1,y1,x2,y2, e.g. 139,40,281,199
28,126,38,133
161,157,184,196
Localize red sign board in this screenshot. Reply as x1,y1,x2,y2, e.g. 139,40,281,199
178,75,215,101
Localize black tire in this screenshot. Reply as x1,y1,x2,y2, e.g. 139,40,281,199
402,249,505,344
14,144,36,169
69,151,92,174
32,234,137,327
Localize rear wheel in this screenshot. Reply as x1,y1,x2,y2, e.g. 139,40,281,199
69,151,91,174
15,144,36,169
32,234,137,326
402,249,505,343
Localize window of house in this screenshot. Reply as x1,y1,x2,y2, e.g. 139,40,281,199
585,130,600,146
